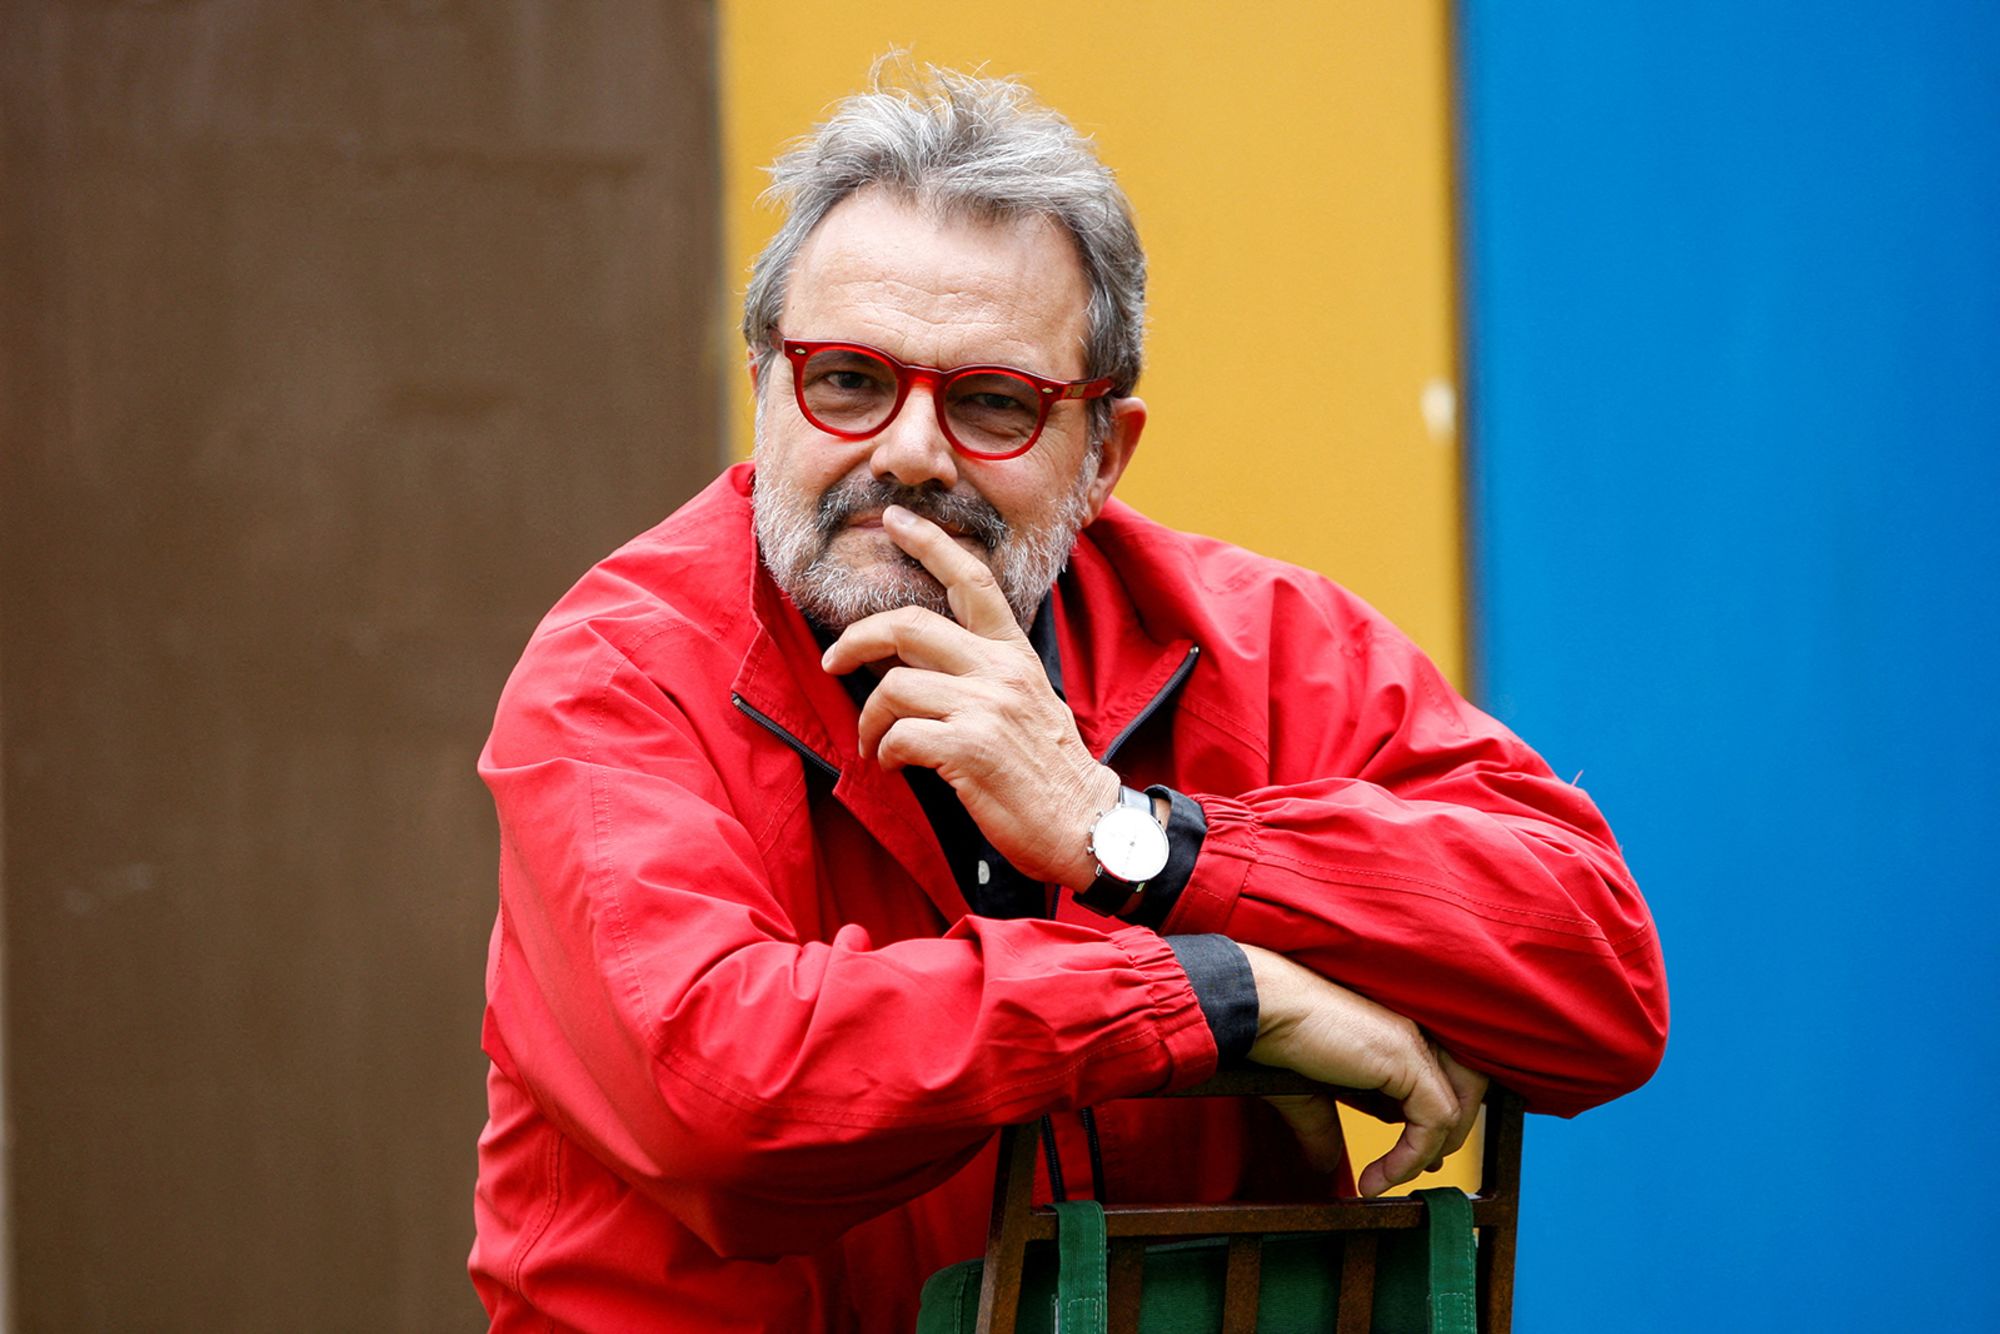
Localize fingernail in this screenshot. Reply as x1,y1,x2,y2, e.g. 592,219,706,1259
883,504,911,526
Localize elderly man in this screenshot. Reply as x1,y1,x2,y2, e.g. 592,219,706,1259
471,69,1665,1331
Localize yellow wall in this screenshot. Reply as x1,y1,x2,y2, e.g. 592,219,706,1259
721,2,1464,676
720,1,1474,1190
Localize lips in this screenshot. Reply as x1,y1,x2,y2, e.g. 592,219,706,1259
842,510,972,539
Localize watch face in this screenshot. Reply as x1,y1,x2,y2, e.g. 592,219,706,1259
1093,805,1170,883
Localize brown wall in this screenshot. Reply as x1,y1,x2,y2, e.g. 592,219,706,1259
0,3,722,1327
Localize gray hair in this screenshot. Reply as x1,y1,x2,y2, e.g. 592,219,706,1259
741,64,1146,440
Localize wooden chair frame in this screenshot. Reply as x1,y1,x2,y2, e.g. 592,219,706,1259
972,1069,1523,1334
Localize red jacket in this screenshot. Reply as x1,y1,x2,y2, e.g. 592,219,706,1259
472,463,1666,1331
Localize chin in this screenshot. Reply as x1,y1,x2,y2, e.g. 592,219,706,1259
791,554,953,631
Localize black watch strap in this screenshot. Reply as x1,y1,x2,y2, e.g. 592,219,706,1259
1127,786,1208,928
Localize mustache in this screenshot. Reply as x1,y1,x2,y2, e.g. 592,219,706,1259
815,477,1008,551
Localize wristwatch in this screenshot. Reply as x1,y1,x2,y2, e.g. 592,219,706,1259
1075,785,1170,917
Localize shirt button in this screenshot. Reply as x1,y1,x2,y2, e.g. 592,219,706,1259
976,859,991,886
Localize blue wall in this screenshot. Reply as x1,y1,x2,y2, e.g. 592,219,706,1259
1455,4,2000,1328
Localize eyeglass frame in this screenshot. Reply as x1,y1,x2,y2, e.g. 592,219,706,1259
771,332,1116,461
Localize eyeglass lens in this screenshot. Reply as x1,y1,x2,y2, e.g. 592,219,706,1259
797,347,1043,453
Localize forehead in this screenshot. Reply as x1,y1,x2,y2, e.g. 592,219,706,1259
781,189,1092,375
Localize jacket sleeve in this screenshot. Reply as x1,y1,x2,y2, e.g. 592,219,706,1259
1157,589,1668,1118
479,622,1219,1259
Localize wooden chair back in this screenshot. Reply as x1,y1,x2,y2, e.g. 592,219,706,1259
973,1068,1524,1334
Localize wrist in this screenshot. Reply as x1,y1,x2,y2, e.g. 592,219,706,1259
1238,943,1303,1052
1062,765,1123,889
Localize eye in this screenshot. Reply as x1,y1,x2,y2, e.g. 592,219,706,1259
797,347,899,430
948,374,1039,419
801,350,896,398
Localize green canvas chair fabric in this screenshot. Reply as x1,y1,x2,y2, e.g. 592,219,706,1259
916,1185,1477,1334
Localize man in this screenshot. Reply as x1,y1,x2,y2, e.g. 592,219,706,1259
471,69,1666,1331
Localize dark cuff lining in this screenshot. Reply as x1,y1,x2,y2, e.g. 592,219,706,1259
1130,786,1206,928
1165,933,1259,1062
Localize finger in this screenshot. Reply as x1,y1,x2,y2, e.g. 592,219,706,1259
872,716,958,774
854,666,980,761
823,605,989,677
1359,1120,1450,1197
1435,1048,1490,1161
1360,1119,1447,1196
881,505,1023,640
1262,1093,1347,1175
1357,1054,1456,1198
1331,1087,1407,1125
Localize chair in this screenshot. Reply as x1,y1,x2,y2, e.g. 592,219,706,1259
972,1067,1524,1334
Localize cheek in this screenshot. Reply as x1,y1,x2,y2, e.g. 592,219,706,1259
760,423,865,503
968,461,1074,533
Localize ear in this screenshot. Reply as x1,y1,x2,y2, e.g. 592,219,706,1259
746,346,762,391
1079,396,1147,523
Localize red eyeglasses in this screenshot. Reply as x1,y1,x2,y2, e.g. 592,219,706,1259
774,334,1115,460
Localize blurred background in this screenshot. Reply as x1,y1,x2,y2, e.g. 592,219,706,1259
2,1,1993,1329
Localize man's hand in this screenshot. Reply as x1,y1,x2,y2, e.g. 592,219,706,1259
820,505,1117,887
1239,944,1488,1197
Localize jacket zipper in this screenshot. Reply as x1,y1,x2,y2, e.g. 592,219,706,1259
1098,645,1201,765
732,644,1200,778
1072,643,1200,1201
730,694,840,781
739,645,1201,1207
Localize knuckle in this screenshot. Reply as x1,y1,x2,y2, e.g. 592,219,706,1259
1372,1016,1423,1066
998,660,1038,696
877,722,915,764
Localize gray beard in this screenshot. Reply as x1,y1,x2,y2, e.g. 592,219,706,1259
752,450,1098,633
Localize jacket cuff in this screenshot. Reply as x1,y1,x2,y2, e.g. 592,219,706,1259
1165,934,1258,1061
1105,924,1221,1091
1127,786,1207,929
1156,793,1257,935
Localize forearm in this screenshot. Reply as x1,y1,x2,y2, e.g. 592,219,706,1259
1158,776,1666,1114
488,811,1218,1256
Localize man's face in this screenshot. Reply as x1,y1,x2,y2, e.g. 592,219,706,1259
752,189,1143,630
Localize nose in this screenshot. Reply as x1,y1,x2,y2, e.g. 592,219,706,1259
868,381,960,491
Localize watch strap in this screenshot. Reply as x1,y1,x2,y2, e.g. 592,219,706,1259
1126,786,1208,929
